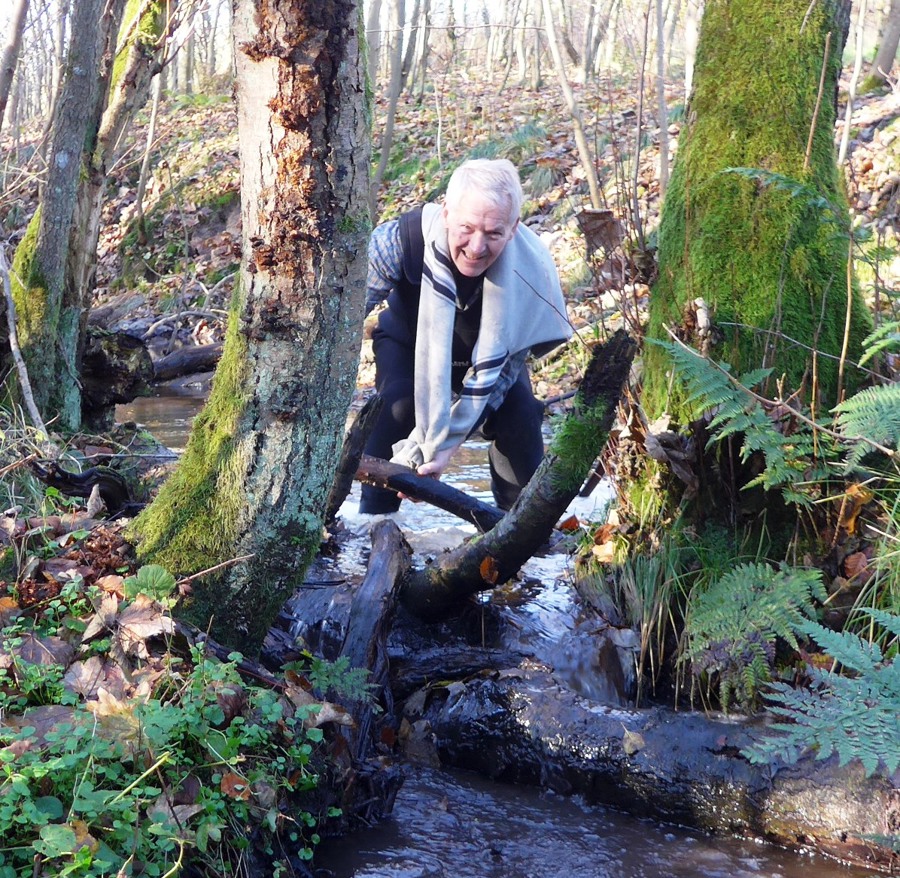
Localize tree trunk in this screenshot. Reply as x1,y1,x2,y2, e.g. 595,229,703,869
643,0,870,416
0,0,30,137
540,0,602,208
365,0,383,89
863,0,900,89
9,0,113,430
401,331,637,619
130,0,370,655
370,0,405,219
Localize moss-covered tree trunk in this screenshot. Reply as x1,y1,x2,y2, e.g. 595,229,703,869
643,0,870,418
8,0,172,431
9,0,122,430
130,0,370,653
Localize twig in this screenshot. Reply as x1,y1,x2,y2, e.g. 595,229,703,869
836,236,854,403
0,247,49,436
176,553,255,587
804,30,830,172
662,326,897,460
142,308,227,340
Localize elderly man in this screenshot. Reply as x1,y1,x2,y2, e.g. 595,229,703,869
360,158,572,514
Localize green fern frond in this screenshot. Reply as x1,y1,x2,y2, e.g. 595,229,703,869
833,384,900,465
744,611,900,776
858,320,900,368
684,563,825,712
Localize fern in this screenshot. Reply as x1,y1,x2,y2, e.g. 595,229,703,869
858,319,900,368
744,610,900,777
652,339,829,497
833,383,900,468
684,562,826,712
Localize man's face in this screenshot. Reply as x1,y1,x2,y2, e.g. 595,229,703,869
443,192,518,278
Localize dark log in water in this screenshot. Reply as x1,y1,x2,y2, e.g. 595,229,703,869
356,454,505,532
405,667,899,873
152,342,222,381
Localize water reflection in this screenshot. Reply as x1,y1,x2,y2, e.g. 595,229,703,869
116,391,207,454
316,766,873,878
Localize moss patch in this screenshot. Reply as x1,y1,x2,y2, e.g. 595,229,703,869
128,297,249,574
644,0,871,417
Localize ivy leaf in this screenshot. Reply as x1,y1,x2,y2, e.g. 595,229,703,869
35,824,77,858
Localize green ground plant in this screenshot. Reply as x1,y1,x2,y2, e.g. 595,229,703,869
0,567,356,877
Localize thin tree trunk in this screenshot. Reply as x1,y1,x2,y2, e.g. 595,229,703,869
10,0,110,429
0,0,30,137
135,69,165,244
370,0,405,219
400,0,421,91
656,0,669,197
838,0,867,164
541,0,603,208
366,0,384,88
865,0,900,87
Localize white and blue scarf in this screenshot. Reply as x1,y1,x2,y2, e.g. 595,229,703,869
391,203,572,468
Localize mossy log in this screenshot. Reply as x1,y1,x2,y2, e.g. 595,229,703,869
400,329,637,619
405,667,899,873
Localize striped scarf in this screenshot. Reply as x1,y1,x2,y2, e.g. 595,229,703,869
391,204,571,469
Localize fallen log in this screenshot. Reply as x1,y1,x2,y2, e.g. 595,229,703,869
400,329,637,619
405,667,899,873
339,518,410,760
152,342,222,382
355,454,505,533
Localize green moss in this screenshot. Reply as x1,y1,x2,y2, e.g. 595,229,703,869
548,400,609,492
644,0,871,417
111,1,163,92
128,294,250,574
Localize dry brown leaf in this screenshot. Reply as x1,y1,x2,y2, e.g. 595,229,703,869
82,593,120,642
95,574,125,597
64,656,128,700
623,728,645,755
0,596,21,627
113,595,175,660
843,551,870,582
303,701,355,730
10,633,75,668
479,555,500,585
148,793,205,830
591,542,617,564
220,772,251,800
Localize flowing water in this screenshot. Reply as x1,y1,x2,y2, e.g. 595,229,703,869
117,394,879,878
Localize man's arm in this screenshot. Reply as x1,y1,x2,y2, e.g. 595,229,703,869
366,218,403,315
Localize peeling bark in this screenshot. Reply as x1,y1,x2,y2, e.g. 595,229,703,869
133,0,371,653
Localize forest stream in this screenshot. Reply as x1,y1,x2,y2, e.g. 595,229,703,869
117,392,880,878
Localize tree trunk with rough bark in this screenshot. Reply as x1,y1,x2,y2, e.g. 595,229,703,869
9,0,115,431
130,0,370,655
0,0,30,136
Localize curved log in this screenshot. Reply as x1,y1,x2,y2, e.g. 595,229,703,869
400,330,637,619
405,668,899,873
355,454,505,533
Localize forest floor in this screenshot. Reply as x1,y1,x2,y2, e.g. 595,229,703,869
0,70,899,878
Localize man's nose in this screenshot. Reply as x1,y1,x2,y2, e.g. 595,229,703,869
470,232,488,254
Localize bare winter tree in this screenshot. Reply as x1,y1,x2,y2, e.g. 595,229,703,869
0,0,31,135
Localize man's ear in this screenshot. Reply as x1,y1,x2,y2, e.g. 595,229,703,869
442,203,450,224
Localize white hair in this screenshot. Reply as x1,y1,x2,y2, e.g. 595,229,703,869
445,158,523,224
